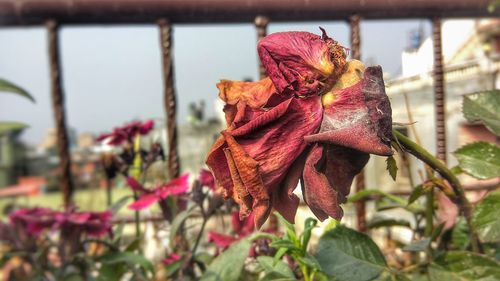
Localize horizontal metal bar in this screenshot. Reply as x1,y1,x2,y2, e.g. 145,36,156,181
0,0,497,26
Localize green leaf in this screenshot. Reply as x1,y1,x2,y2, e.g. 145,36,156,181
429,251,500,281
402,238,430,252
315,225,387,281
301,217,317,251
0,78,35,102
454,142,500,179
462,90,500,136
348,189,407,206
408,185,424,205
256,256,295,278
450,166,463,175
169,205,196,248
0,121,28,134
367,217,411,229
200,238,251,281
99,252,154,275
451,217,470,250
386,156,398,181
472,191,500,243
110,195,132,215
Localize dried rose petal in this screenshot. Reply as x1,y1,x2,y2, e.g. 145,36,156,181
258,29,346,97
207,96,323,228
305,66,393,156
302,144,369,221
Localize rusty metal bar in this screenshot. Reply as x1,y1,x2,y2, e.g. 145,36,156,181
158,18,180,179
46,19,74,209
349,14,361,61
255,15,269,79
349,14,367,233
432,17,447,163
0,0,497,26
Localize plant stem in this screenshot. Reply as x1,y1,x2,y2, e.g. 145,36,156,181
424,190,434,237
191,204,208,257
392,129,482,253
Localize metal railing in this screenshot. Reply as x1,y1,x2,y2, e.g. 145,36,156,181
0,0,497,230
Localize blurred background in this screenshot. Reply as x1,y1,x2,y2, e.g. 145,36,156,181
0,0,498,253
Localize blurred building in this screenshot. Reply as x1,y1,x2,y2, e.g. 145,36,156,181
0,129,27,187
366,18,500,194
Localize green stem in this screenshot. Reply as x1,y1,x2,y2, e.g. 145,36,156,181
392,129,481,253
191,204,208,257
424,190,434,237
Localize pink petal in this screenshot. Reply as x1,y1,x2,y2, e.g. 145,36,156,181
208,232,237,248
163,253,181,265
157,173,190,199
199,169,216,190
126,177,147,193
139,120,154,135
128,193,160,210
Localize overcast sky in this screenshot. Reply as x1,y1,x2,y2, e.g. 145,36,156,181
0,20,429,145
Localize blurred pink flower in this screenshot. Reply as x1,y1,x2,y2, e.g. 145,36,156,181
8,207,112,238
126,174,190,210
9,207,57,236
199,169,215,190
208,212,254,249
96,120,154,146
55,210,113,237
163,253,181,265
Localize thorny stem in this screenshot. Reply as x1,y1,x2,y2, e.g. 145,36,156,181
393,130,482,253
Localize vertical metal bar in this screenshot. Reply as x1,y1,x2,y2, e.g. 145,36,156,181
349,14,361,61
46,19,74,209
432,17,447,163
349,14,367,233
158,18,180,179
255,15,269,79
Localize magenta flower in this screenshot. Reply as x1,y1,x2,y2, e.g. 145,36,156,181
126,174,190,210
208,212,255,249
199,169,215,191
206,30,393,228
9,207,57,236
55,210,113,237
163,253,182,265
96,119,154,146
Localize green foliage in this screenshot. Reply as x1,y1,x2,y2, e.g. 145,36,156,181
267,212,322,280
454,142,500,179
200,238,251,281
0,78,35,102
257,256,296,281
315,225,387,281
0,121,29,134
472,191,500,243
462,90,500,135
169,205,197,248
429,251,500,281
386,156,398,181
402,238,430,252
451,217,470,250
367,216,411,229
408,185,424,205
